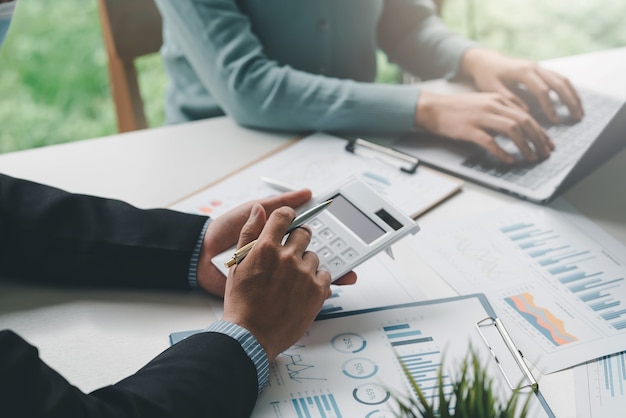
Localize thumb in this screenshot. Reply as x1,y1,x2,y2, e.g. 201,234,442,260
237,203,267,249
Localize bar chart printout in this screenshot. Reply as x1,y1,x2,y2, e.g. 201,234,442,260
286,393,342,418
250,295,552,418
383,323,452,402
406,200,626,374
500,220,626,331
575,351,626,418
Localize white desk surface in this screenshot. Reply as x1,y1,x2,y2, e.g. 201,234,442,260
1,47,625,417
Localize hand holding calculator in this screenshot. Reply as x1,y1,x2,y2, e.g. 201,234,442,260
212,177,420,281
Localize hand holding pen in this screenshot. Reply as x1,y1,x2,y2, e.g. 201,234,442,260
224,199,333,267
222,202,336,360
195,188,356,297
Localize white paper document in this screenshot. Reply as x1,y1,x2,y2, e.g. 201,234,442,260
405,199,626,374
318,252,427,316
170,132,462,219
575,351,626,418
251,294,553,418
204,252,428,322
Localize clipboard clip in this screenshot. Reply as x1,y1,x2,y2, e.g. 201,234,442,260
345,138,419,174
476,316,538,392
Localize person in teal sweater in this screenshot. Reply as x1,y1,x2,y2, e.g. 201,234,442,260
156,0,583,164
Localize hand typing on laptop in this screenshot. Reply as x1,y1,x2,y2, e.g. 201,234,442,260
463,49,584,122
414,47,584,165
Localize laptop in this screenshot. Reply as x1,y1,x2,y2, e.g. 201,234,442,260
393,88,626,203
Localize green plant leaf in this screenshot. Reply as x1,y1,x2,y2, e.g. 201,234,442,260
394,347,531,418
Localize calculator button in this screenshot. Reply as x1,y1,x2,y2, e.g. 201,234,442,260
330,238,347,251
320,228,335,240
309,237,321,249
309,219,324,229
328,257,345,270
317,246,333,259
342,248,358,261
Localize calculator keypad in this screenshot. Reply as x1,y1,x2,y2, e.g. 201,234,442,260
307,219,358,274
319,228,335,240
318,247,333,259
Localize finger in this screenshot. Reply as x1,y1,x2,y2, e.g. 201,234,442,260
301,248,321,271
493,105,554,156
284,225,314,256
537,68,584,121
236,203,267,249
519,118,553,157
520,71,559,124
315,269,333,299
479,114,538,161
258,189,312,215
257,206,297,245
517,112,553,155
465,128,515,164
333,271,358,286
492,84,528,111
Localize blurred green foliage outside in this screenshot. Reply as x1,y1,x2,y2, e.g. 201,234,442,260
0,0,625,153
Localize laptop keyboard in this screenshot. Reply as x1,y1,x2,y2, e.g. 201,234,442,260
462,90,622,190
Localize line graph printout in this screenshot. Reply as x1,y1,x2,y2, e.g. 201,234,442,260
575,351,626,418
251,295,552,418
170,132,462,219
406,199,626,373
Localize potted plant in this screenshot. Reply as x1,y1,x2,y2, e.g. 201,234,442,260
394,349,532,418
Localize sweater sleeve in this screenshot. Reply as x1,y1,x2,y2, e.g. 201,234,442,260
155,0,421,134
377,0,478,81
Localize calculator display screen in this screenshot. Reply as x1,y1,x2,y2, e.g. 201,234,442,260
328,194,385,244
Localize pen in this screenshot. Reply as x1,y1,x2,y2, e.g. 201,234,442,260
260,176,299,193
224,199,333,268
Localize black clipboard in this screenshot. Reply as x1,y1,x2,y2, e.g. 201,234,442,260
345,137,420,174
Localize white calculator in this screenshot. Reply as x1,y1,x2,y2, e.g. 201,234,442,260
212,177,420,281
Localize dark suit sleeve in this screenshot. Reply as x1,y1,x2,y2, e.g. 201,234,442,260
0,173,208,289
0,175,260,417
0,330,259,418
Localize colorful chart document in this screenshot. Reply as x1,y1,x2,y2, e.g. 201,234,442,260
251,295,553,418
575,351,626,418
405,199,626,374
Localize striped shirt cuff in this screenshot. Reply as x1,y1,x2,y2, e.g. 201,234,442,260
187,218,212,289
204,320,270,393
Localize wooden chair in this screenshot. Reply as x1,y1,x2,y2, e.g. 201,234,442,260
98,0,162,132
